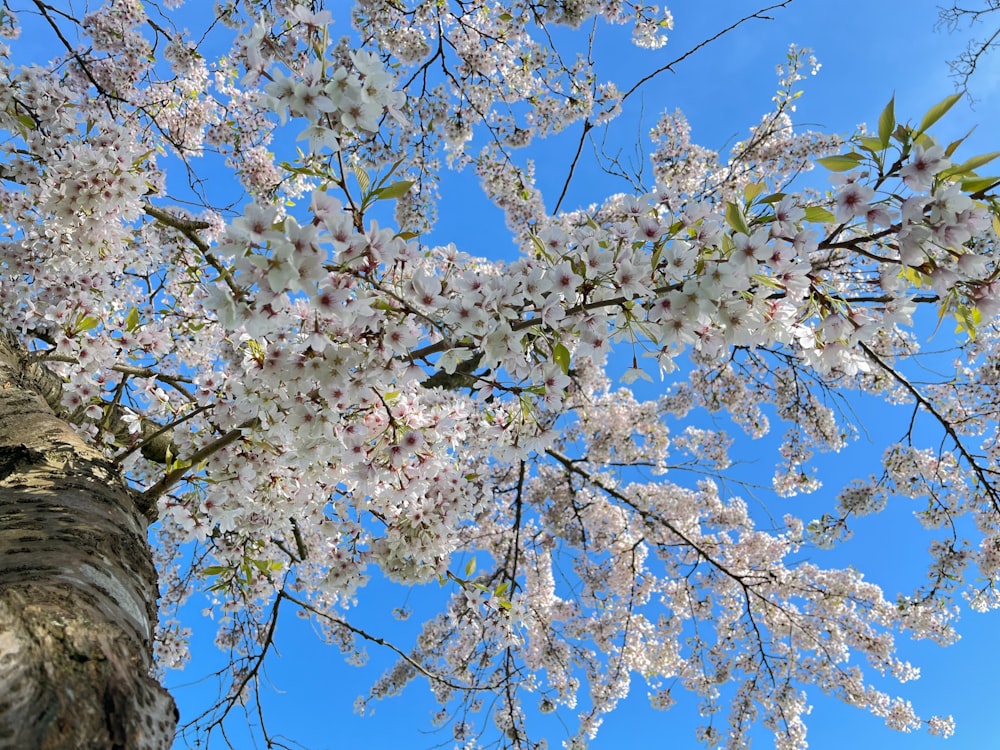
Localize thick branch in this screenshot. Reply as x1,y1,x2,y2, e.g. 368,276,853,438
0,329,176,748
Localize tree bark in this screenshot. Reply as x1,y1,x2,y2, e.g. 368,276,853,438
0,332,176,749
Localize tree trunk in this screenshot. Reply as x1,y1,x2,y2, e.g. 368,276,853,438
0,332,176,749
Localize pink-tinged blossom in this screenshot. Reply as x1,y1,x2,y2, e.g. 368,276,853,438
771,195,806,237
546,260,582,301
834,180,875,222
863,202,895,232
613,255,651,298
899,143,949,189
731,227,771,272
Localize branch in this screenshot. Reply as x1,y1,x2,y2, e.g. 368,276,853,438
938,1,1000,96
280,590,499,692
553,118,593,214
858,341,1000,514
143,202,242,297
620,1,795,103
544,448,748,583
138,419,255,516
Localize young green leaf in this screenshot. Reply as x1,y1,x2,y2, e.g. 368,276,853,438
352,162,371,194
877,96,895,148
757,191,787,205
945,151,1000,177
803,206,836,223
816,153,864,172
744,182,767,205
125,307,141,332
944,127,975,158
376,179,414,201
76,314,100,331
960,176,1000,194
917,92,962,135
725,201,751,235
650,241,663,272
552,342,571,375
859,136,886,154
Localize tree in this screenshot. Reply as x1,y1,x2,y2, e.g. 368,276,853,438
0,1,998,748
938,0,1000,96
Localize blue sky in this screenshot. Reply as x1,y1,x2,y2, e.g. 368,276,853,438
161,2,1000,748
10,0,994,748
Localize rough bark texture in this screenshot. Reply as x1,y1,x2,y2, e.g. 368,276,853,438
0,332,176,749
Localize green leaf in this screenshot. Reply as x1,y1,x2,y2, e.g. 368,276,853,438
900,265,930,287
17,113,35,134
376,179,414,201
758,191,786,205
877,96,895,147
947,151,1000,177
251,559,283,572
649,242,662,273
76,314,100,331
130,149,156,169
954,303,981,339
465,557,477,577
859,136,886,154
552,342,571,375
529,234,549,259
202,566,230,576
917,93,962,134
495,581,511,597
519,394,534,418
725,201,751,235
944,128,975,158
744,181,767,205
803,206,836,223
352,162,371,195
816,153,864,172
124,307,141,332
279,161,322,177
751,273,783,290
960,176,1000,194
